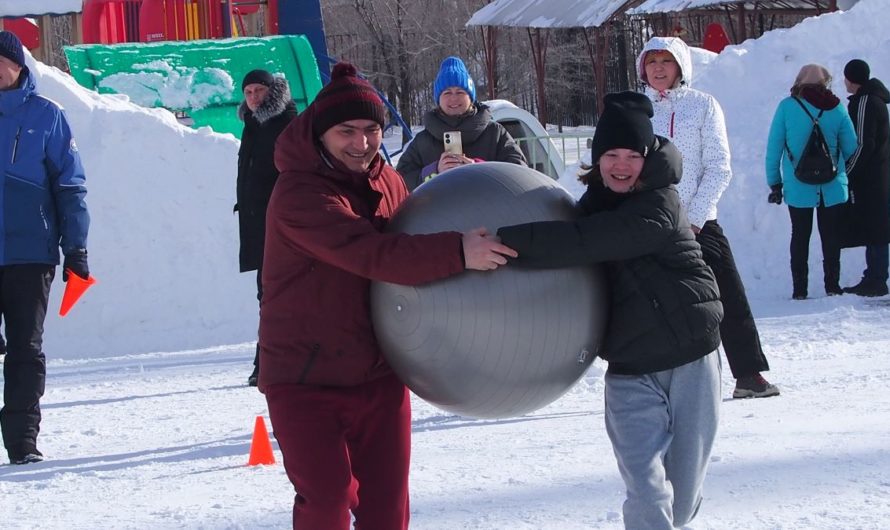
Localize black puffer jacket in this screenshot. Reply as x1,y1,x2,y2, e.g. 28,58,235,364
843,77,890,248
236,77,297,272
396,102,525,190
497,138,723,375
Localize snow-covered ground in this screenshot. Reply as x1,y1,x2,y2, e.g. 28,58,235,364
3,297,889,529
2,0,890,528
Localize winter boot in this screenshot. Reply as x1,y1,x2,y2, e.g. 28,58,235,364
11,452,44,465
844,277,889,297
9,445,43,465
791,264,808,300
823,261,842,296
733,373,780,399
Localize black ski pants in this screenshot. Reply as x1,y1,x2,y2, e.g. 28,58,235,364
696,221,770,379
0,264,54,458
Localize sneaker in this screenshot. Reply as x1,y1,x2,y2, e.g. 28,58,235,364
10,450,44,465
247,366,259,387
733,374,780,399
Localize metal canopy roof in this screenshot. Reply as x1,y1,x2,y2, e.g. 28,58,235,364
465,0,852,27
0,0,82,17
630,0,848,14
466,0,633,29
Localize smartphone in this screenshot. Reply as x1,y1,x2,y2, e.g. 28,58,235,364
443,131,463,155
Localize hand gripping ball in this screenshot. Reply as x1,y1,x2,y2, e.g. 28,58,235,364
371,162,607,419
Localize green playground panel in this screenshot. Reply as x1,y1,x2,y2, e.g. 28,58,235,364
64,35,323,138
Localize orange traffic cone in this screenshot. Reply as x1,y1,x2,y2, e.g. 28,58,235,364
247,415,276,466
59,270,97,317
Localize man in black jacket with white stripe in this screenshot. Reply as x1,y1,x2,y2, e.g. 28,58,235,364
841,59,890,297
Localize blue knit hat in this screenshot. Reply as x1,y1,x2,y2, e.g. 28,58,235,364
0,31,25,68
433,56,476,103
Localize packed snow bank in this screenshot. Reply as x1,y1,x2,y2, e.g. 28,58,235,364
695,0,888,295
29,55,256,360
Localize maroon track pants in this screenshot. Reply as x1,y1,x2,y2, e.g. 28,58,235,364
265,374,411,530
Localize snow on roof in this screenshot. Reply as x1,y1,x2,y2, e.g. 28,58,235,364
0,0,82,18
466,0,632,29
629,0,844,15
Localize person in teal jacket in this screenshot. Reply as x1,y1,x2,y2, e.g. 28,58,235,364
766,64,858,299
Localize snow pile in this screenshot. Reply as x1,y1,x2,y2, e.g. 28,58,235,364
695,0,888,294
28,55,254,359
100,60,236,110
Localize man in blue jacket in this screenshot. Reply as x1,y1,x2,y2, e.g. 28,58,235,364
0,31,90,465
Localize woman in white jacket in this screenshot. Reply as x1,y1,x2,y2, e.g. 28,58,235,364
638,36,779,399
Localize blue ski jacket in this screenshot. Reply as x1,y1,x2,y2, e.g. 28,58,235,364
1,66,89,265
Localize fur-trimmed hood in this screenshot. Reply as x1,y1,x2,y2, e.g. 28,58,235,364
238,75,294,124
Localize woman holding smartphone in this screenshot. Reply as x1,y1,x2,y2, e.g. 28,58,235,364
396,56,525,190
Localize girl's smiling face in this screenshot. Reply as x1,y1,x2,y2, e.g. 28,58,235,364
599,148,645,193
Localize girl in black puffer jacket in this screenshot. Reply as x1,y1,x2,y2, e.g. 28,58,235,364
498,91,723,530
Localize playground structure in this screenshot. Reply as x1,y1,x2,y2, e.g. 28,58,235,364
74,0,329,79
65,35,324,137
1,1,333,139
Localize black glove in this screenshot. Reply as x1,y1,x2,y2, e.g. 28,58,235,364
63,250,89,282
767,184,783,205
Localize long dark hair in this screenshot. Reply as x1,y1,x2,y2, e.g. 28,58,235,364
577,162,598,185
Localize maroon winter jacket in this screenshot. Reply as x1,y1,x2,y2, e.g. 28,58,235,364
258,110,465,390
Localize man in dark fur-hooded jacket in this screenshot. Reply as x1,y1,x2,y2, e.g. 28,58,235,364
235,69,297,386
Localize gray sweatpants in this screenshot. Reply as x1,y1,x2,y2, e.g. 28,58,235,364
605,351,721,530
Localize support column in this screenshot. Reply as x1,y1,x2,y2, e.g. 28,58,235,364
527,27,549,127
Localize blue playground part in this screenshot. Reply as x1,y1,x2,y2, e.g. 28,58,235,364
279,0,331,79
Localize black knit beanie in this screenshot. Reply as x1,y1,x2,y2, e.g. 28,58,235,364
590,91,656,162
311,62,386,137
844,59,870,85
242,69,276,91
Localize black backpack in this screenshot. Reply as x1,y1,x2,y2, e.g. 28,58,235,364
785,97,837,185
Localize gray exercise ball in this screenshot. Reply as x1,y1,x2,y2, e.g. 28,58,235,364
371,162,607,419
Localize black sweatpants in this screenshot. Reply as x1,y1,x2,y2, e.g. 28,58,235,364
0,264,54,458
696,221,770,379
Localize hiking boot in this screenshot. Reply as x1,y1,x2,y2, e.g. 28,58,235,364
792,291,807,300
247,366,259,387
733,373,780,399
10,449,44,465
843,279,889,297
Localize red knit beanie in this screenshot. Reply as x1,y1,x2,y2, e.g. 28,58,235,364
311,62,386,137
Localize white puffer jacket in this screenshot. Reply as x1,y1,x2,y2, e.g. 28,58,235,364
638,37,732,229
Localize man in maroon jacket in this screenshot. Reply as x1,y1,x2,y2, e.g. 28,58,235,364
259,62,515,530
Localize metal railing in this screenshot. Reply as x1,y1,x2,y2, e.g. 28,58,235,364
511,133,594,179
